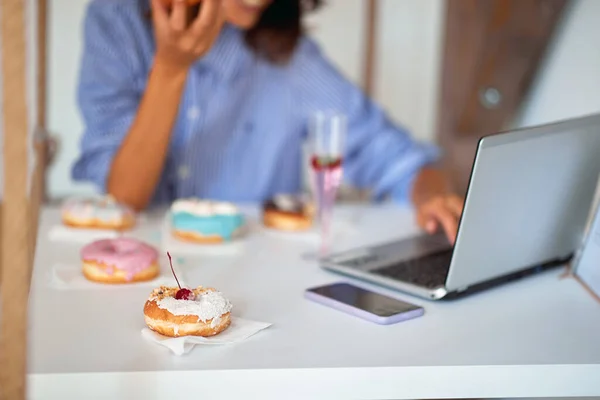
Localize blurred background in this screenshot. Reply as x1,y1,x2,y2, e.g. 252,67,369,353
43,0,600,200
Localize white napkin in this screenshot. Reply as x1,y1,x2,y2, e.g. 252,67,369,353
48,225,120,243
141,318,272,356
161,216,249,256
48,264,171,290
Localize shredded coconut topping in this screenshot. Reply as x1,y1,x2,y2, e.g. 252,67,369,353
152,286,233,322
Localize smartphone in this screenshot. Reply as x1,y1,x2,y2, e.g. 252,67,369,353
305,282,424,325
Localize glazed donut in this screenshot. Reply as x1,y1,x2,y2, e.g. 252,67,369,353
170,198,245,244
62,195,135,231
263,194,314,231
81,238,160,284
144,286,232,337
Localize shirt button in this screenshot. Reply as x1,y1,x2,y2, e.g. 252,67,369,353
187,107,200,120
178,165,190,180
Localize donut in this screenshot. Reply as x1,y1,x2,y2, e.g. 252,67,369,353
81,238,160,284
170,198,245,243
144,286,232,337
62,195,135,231
263,194,314,231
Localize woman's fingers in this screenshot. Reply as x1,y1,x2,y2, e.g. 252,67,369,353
433,207,459,244
170,0,188,32
191,0,223,36
153,0,221,67
445,195,464,219
418,197,460,244
416,209,437,234
192,0,225,54
151,0,170,31
425,219,437,234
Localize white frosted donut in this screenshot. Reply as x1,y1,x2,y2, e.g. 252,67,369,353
144,286,233,337
62,195,135,230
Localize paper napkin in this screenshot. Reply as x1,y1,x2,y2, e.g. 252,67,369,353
48,225,120,243
48,264,170,290
141,318,271,355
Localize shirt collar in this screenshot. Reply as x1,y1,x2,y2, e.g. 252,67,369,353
196,24,251,82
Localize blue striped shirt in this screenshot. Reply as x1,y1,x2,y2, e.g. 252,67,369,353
73,0,440,205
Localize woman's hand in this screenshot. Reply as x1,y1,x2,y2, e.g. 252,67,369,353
151,0,224,73
411,167,464,244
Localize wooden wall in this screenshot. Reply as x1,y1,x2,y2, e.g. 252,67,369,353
0,0,46,398
437,0,570,193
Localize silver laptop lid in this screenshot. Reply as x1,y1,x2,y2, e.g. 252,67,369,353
446,114,600,291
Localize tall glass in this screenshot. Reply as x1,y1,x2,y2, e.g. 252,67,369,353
307,111,346,259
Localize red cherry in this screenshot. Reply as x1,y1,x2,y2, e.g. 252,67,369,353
175,288,195,301
167,251,195,301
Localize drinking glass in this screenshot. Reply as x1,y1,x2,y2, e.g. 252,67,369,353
303,111,346,260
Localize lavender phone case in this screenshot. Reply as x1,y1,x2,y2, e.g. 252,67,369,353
304,285,424,325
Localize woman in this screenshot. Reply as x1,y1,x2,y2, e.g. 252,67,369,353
73,0,463,242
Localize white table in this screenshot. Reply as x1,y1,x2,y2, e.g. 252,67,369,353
28,205,600,399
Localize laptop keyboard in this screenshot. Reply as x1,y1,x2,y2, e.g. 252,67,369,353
370,249,453,289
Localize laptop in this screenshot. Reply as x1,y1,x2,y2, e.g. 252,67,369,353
320,113,600,300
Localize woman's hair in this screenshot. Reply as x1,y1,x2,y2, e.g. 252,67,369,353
245,0,323,64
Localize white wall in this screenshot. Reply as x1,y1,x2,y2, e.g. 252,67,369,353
47,0,93,197
304,0,366,86
374,0,444,142
515,0,600,128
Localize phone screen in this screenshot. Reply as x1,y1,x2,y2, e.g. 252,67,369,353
307,283,421,317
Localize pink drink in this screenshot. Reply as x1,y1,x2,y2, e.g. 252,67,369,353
302,110,346,261
311,155,343,256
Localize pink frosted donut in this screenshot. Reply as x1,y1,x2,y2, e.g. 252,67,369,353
81,238,160,284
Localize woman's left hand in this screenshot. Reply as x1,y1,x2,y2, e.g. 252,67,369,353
411,167,464,244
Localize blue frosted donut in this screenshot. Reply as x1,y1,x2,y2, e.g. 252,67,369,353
170,199,245,243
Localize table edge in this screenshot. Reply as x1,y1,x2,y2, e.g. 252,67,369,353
29,364,600,399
